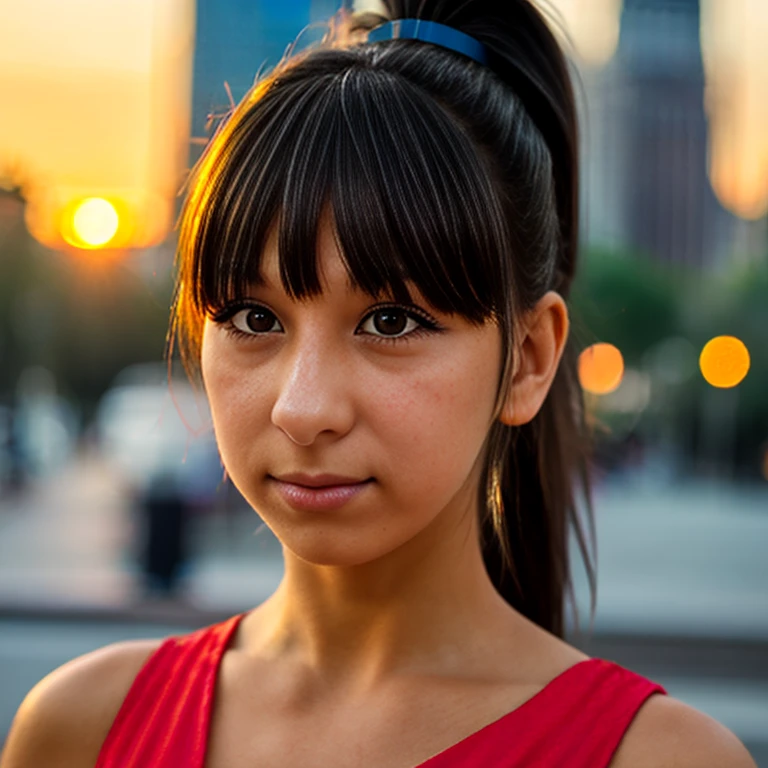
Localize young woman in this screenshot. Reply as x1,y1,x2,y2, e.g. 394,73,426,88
1,2,757,766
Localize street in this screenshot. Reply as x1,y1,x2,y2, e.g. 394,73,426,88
1,456,767,761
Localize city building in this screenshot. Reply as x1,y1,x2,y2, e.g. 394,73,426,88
579,0,744,270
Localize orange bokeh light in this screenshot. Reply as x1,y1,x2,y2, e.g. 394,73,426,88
578,342,625,395
699,336,751,388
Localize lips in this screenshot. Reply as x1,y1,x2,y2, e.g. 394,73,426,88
273,473,371,488
269,473,373,511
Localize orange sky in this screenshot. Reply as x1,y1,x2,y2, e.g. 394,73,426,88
0,0,765,248
0,0,195,248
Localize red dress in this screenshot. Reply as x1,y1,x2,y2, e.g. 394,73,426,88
94,613,666,767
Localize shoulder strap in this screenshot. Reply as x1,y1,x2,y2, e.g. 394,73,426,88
417,659,666,768
503,658,667,767
94,613,244,768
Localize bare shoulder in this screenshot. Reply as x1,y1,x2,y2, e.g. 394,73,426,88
610,692,758,768
0,637,163,768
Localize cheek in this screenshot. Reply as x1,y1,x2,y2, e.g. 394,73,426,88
201,331,271,465
367,349,498,495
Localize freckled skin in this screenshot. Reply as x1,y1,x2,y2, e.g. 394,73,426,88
199,210,571,694
201,220,503,570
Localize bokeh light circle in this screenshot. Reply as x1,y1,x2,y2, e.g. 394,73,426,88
699,336,750,388
578,343,625,395
71,197,119,247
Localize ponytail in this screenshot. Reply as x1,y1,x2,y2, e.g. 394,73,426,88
370,0,597,638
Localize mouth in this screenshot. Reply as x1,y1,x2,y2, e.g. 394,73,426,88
268,474,374,511
271,473,374,489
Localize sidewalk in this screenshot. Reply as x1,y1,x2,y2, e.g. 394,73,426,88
1,453,767,638
569,471,768,640
3,458,767,763
0,453,284,623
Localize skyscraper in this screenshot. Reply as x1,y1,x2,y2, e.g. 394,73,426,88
581,0,736,269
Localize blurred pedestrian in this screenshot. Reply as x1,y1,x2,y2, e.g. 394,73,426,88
0,404,27,495
137,468,189,598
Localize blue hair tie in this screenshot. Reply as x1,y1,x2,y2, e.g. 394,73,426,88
367,19,489,66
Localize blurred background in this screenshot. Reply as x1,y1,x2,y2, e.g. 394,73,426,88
0,0,766,761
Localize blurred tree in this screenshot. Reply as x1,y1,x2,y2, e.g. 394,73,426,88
677,257,768,480
0,188,173,426
570,241,768,481
570,246,684,364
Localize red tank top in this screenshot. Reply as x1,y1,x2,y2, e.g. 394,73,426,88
95,612,666,767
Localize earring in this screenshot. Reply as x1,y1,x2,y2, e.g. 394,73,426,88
488,462,504,531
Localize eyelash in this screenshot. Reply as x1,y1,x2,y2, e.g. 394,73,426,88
362,305,442,346
210,302,444,345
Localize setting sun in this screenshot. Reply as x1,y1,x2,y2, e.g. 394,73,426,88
0,0,195,250
69,198,120,248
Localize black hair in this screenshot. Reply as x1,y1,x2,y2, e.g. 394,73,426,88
171,0,596,639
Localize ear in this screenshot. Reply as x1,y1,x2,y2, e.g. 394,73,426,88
499,291,570,427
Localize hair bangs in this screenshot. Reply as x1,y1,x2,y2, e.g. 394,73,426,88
182,51,511,323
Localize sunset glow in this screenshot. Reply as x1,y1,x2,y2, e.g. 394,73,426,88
0,0,195,250
545,0,768,221
1,0,765,254
701,0,768,219
543,0,623,66
69,198,120,249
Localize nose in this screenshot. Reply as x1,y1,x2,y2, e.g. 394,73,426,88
270,338,355,446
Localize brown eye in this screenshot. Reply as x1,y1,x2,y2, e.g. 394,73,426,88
231,306,282,335
374,309,408,335
360,307,419,338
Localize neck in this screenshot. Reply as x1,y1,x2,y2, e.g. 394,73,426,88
241,497,521,695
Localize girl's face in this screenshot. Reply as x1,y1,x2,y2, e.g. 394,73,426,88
200,219,504,567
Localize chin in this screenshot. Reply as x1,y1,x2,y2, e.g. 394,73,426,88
279,529,406,569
